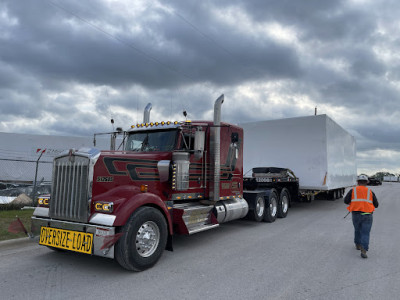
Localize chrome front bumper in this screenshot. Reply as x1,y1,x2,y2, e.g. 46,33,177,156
31,216,116,259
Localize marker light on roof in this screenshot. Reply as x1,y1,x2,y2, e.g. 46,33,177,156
130,120,182,129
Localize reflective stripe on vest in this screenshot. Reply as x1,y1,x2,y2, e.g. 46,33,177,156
352,187,373,204
347,186,375,213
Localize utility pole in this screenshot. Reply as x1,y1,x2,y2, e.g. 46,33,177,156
31,149,46,206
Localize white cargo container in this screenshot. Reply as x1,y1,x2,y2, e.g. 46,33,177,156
239,114,357,192
383,176,399,182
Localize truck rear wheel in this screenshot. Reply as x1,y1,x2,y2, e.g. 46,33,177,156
277,188,290,218
248,194,266,222
263,190,277,223
115,207,168,272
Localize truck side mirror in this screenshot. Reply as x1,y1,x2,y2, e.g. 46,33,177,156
231,132,239,143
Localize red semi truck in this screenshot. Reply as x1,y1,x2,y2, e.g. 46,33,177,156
31,95,352,271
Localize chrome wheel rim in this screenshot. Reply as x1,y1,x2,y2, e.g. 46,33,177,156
282,195,289,213
270,197,277,217
136,221,160,258
256,197,265,217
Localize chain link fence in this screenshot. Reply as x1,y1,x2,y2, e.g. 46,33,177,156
0,132,115,206
0,157,53,205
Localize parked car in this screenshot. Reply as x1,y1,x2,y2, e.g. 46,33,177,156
368,177,382,186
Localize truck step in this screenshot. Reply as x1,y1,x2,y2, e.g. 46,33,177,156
187,223,219,235
173,203,218,235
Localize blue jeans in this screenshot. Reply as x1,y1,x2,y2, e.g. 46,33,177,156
352,212,373,251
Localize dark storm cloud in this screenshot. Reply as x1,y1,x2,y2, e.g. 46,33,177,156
1,0,301,90
230,0,376,42
1,0,400,173
350,50,386,78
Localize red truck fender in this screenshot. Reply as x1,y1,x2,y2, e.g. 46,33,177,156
112,192,173,235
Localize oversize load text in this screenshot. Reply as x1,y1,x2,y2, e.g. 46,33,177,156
39,227,93,254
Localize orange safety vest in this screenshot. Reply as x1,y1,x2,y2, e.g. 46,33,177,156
347,186,375,213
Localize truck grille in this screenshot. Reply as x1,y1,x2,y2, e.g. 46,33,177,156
49,155,90,222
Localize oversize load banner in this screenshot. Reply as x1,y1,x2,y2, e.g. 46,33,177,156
39,226,93,254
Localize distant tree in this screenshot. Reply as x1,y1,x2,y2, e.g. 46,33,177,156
373,172,395,181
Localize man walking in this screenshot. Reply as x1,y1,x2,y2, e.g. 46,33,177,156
344,175,379,258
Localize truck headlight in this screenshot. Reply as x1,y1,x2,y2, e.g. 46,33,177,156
94,202,114,213
38,197,50,207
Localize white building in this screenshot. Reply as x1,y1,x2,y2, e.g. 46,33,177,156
0,132,115,183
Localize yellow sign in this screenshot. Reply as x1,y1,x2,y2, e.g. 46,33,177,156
39,227,93,254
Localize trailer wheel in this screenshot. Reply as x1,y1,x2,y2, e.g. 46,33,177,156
331,190,340,200
277,188,290,218
327,190,335,201
248,194,266,222
263,190,277,223
115,207,168,272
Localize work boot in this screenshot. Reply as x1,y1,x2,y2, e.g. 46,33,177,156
360,248,368,259
355,244,361,250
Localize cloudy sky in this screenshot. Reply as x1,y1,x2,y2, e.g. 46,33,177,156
1,0,399,175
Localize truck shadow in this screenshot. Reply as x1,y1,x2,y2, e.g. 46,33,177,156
37,248,124,273
34,198,345,274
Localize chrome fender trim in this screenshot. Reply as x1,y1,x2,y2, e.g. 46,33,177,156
90,213,116,226
33,207,49,218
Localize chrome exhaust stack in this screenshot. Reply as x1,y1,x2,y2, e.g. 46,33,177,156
210,94,224,203
143,103,152,123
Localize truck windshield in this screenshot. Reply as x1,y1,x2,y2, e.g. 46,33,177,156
125,129,178,152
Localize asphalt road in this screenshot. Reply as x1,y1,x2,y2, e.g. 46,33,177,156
1,183,399,300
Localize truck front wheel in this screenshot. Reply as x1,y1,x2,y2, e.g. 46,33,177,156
115,207,168,271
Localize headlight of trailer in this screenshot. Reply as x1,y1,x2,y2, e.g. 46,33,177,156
37,197,50,207
94,202,114,213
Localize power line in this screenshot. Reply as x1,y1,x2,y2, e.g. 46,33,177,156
46,0,197,84
45,0,225,112
172,11,236,58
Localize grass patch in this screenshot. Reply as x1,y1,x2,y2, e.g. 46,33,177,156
0,203,27,211
0,209,33,241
